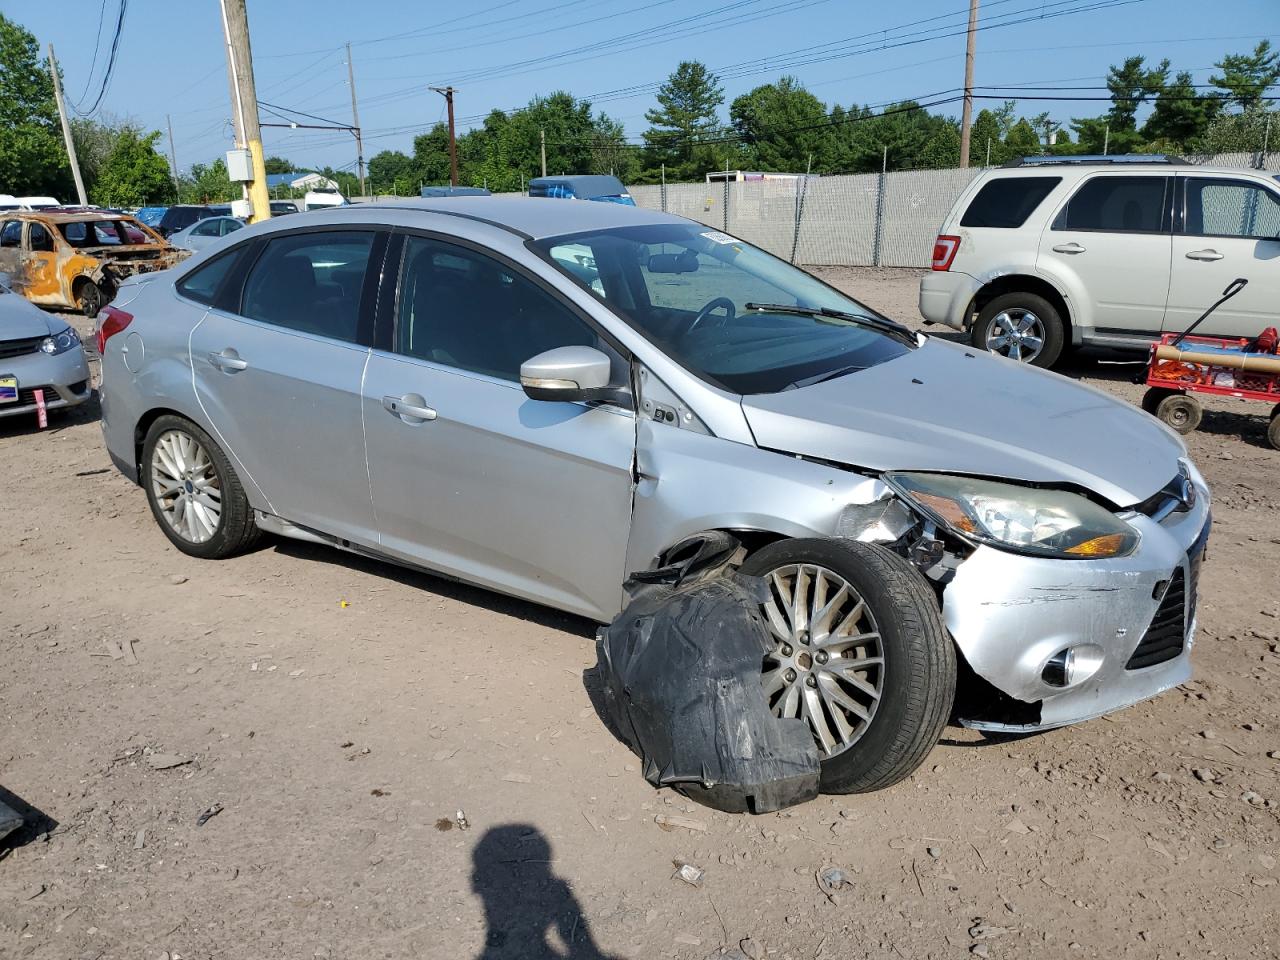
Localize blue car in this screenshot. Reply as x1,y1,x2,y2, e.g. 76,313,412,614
528,175,634,205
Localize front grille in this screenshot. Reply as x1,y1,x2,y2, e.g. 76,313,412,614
1126,569,1186,669
0,335,45,360
13,385,58,406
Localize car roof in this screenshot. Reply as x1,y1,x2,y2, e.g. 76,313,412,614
6,209,143,224
355,195,683,240
980,162,1274,179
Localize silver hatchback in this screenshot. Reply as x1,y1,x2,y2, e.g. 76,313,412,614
98,198,1209,793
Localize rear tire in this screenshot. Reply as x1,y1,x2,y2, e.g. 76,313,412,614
1155,394,1202,434
971,292,1065,368
141,415,261,559
739,539,956,794
1267,411,1280,451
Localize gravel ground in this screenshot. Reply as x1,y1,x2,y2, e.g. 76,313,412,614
1,268,1278,960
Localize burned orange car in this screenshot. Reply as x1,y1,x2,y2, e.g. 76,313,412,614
0,210,190,317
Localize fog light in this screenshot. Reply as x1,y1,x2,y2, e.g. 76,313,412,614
1041,644,1105,688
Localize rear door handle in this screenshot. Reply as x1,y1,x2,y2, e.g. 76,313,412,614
1186,248,1224,261
1051,242,1086,254
382,394,437,423
207,349,248,372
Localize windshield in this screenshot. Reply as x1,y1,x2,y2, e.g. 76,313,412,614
533,223,912,394
59,219,158,247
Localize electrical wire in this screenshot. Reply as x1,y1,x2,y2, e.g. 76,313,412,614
76,0,110,104
72,0,128,117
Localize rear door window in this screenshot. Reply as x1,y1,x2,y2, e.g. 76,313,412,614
1,220,21,247
190,219,222,237
176,246,249,306
240,230,376,344
960,177,1061,228
1182,178,1280,239
1054,176,1170,233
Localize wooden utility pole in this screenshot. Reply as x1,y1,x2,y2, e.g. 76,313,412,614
540,128,547,177
346,42,366,197
47,44,87,205
166,114,180,187
219,0,271,223
958,0,979,169
430,86,458,186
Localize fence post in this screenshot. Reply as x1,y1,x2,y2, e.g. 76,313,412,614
872,147,888,268
660,163,667,212
722,160,729,232
789,175,809,265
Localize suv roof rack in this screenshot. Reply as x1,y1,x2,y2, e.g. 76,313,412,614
1002,154,1186,167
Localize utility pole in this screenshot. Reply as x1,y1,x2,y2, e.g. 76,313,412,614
47,45,87,206
540,128,547,177
166,114,180,188
429,86,458,186
219,0,270,223
957,0,979,169
346,42,366,197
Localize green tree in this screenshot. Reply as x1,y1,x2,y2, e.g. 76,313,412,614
412,123,454,185
1194,104,1280,153
730,76,829,172
1004,118,1043,157
367,149,416,194
263,155,294,174
1211,40,1280,110
181,159,237,203
1143,70,1221,148
968,108,1009,165
1105,55,1169,131
90,126,174,206
641,61,725,180
0,14,71,197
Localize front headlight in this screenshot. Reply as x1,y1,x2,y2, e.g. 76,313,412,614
40,326,81,356
886,472,1139,560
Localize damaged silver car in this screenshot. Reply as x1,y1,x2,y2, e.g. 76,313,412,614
97,198,1209,793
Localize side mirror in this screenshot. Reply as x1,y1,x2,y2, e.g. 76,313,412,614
520,345,618,403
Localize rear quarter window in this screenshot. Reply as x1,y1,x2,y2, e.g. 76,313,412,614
960,177,1061,228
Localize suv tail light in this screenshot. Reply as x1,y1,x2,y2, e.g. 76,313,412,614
931,234,960,271
95,305,133,355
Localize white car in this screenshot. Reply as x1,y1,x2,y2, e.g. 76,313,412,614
166,215,246,253
919,156,1280,367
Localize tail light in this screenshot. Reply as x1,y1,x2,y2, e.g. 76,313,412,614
95,305,133,355
931,235,960,271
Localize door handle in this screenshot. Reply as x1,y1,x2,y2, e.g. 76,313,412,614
1051,242,1086,254
382,394,437,422
207,349,248,372
1186,248,1224,261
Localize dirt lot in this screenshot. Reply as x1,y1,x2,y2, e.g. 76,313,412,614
2,267,1278,960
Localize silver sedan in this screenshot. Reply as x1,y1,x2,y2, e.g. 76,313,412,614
165,215,245,254
0,281,91,421
96,198,1209,793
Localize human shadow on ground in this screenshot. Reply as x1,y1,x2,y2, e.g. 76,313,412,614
471,824,623,960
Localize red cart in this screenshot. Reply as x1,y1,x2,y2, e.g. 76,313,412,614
1140,279,1280,450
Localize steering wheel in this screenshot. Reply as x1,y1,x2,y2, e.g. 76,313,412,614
686,296,736,335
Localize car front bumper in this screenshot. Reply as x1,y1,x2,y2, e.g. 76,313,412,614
0,345,91,420
918,270,980,330
942,476,1210,732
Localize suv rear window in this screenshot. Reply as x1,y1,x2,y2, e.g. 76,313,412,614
960,177,1061,228
1054,176,1170,233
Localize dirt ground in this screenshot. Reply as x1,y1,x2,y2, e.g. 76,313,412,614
2,267,1278,960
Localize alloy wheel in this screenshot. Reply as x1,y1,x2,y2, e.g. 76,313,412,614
985,308,1045,363
150,429,222,544
760,563,884,758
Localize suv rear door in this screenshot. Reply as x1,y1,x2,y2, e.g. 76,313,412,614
1164,174,1280,337
1037,173,1173,338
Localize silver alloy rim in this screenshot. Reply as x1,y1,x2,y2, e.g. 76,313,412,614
760,564,884,758
985,308,1045,362
150,430,222,544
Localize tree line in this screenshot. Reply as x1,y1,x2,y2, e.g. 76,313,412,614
2,9,1276,203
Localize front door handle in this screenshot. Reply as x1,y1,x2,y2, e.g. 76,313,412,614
208,349,248,372
1052,242,1086,254
382,393,437,423
1186,248,1224,261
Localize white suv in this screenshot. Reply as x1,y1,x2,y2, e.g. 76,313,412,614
919,157,1280,368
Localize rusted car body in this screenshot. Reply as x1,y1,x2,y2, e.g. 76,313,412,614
0,210,189,316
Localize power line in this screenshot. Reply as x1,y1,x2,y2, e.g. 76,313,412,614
76,0,110,103
72,0,129,117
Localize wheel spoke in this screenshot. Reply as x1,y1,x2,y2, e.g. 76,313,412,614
791,566,811,635
818,673,873,723
762,666,787,698
802,685,836,754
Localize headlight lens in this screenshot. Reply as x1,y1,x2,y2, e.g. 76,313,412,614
887,472,1139,559
40,326,81,356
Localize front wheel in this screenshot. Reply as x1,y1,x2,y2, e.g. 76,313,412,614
739,540,956,794
1155,393,1202,434
142,415,261,559
76,279,105,318
971,292,1064,368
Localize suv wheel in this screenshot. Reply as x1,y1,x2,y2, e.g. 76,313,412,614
739,539,955,794
141,415,261,559
972,292,1065,368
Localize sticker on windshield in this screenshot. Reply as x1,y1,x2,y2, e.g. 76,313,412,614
700,230,738,245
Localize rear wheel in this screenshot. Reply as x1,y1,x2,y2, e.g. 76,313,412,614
740,539,955,794
141,415,260,559
1155,393,1202,434
971,292,1065,368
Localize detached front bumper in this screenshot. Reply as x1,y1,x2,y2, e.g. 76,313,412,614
943,482,1210,732
918,270,980,330
0,346,92,420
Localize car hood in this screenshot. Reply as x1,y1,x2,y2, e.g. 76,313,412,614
741,338,1184,507
0,292,57,339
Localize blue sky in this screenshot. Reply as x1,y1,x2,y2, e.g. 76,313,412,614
6,0,1278,176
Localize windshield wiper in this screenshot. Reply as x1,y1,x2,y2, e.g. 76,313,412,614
782,364,867,390
744,302,918,347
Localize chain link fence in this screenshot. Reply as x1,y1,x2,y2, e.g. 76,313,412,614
626,152,1280,269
